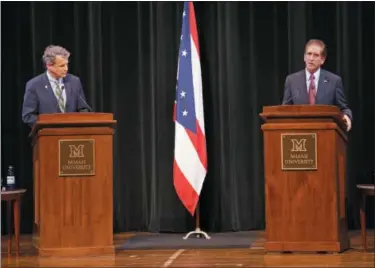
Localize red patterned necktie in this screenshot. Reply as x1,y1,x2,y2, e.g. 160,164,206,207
309,74,316,105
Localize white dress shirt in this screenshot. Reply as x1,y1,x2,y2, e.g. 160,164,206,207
305,68,320,93
46,71,66,109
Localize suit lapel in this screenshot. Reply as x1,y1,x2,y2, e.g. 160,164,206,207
42,73,60,112
63,77,72,112
316,69,328,104
298,70,309,103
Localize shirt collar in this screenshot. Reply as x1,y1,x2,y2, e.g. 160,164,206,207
46,71,62,84
305,68,320,81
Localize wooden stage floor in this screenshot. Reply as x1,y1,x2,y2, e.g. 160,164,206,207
1,230,374,267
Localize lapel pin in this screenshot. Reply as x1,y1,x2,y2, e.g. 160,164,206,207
324,79,328,83
45,85,48,88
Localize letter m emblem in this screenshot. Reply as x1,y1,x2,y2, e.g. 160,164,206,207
291,139,307,152
69,145,84,158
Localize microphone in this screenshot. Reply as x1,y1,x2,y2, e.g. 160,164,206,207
62,85,93,112
282,90,300,105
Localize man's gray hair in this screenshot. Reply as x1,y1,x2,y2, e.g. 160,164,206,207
42,45,70,65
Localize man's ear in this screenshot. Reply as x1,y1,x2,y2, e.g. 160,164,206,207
321,56,326,65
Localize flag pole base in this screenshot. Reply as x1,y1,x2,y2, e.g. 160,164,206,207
182,228,211,240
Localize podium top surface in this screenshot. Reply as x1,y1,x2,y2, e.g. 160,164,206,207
260,105,343,120
36,112,114,123
30,112,116,138
259,105,347,133
260,105,341,116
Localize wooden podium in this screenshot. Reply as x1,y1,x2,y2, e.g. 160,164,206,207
260,105,349,253
30,113,116,257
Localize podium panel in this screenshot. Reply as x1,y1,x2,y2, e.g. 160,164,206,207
260,105,349,253
31,113,116,257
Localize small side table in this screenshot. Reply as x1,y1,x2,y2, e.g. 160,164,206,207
1,189,26,256
357,184,375,252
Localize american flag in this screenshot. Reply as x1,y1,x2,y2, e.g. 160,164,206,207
173,1,207,216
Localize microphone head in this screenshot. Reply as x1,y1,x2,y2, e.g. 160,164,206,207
61,85,65,90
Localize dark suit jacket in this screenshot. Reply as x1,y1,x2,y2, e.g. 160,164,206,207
282,69,352,120
22,73,91,127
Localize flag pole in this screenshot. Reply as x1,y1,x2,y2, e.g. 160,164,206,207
183,202,211,239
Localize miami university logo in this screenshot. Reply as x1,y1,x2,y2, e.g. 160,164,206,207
69,144,85,158
290,139,307,152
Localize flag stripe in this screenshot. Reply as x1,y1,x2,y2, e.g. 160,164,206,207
174,122,206,194
188,2,200,56
191,36,205,136
185,120,207,168
173,160,199,215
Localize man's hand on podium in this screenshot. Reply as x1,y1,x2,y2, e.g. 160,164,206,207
343,114,352,132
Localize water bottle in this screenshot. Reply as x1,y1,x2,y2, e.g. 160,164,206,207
6,165,16,190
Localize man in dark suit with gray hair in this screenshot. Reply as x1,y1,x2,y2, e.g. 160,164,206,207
22,45,91,127
282,39,352,131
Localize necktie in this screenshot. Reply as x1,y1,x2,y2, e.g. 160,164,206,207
308,74,316,105
54,81,65,113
